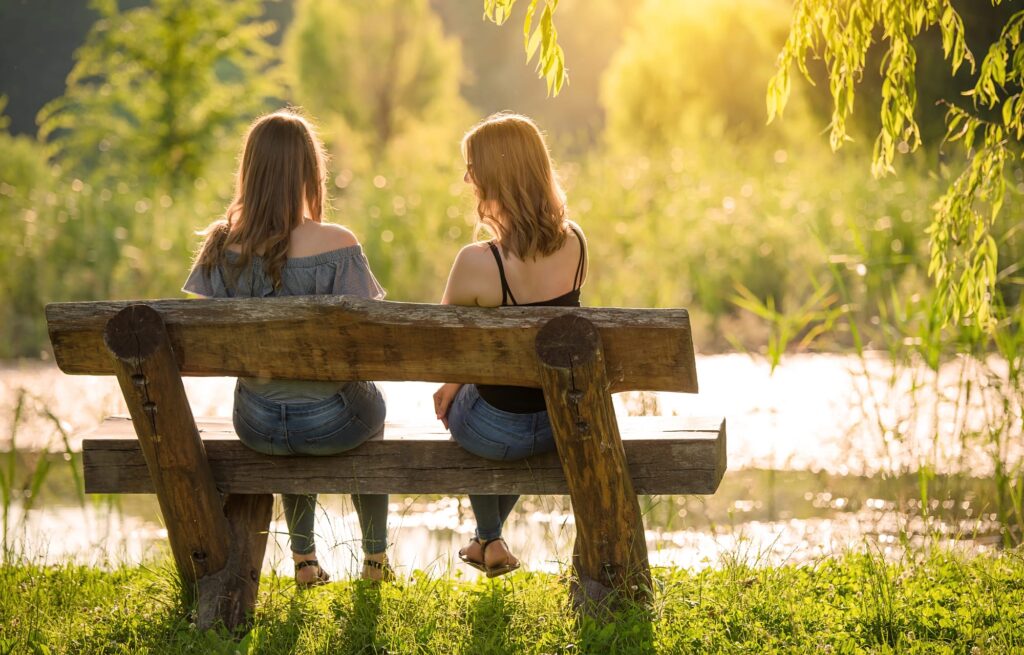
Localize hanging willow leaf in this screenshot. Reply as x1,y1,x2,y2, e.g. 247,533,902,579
768,0,1022,331
483,0,568,96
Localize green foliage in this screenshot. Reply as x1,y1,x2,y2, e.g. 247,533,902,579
768,0,1023,329
603,0,809,151
0,0,285,357
37,0,283,197
284,0,466,159
483,0,567,96
2,551,1024,652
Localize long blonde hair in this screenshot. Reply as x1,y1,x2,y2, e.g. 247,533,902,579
194,109,328,290
462,113,567,260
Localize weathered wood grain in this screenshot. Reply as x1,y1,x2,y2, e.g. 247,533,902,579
196,494,273,633
104,305,233,591
82,416,726,495
47,297,697,393
536,314,651,606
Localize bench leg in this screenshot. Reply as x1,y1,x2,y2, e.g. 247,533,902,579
105,304,259,631
196,494,274,633
536,314,652,612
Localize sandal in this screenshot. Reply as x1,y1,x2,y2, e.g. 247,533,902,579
363,556,396,583
482,537,520,579
295,559,330,589
458,537,521,578
458,537,488,573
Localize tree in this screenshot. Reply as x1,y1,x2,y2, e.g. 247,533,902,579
283,0,464,159
768,1,1023,329
37,0,282,198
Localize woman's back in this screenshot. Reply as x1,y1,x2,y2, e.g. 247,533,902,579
445,222,587,309
183,220,384,402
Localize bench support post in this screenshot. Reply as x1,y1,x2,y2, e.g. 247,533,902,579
535,314,652,611
104,304,269,632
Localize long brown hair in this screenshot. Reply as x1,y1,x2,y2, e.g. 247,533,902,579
194,109,328,290
462,112,567,260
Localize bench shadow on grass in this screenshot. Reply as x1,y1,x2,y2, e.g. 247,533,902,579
466,582,515,653
573,602,656,655
336,581,384,652
464,580,656,654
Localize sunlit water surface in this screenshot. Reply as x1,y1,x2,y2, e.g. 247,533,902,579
0,355,1013,577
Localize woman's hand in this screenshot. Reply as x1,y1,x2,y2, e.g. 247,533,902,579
433,383,463,429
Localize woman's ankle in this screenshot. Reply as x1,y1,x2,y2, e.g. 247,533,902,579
482,537,517,568
293,550,318,563
362,551,390,581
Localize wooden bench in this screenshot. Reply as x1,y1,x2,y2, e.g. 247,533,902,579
46,296,726,630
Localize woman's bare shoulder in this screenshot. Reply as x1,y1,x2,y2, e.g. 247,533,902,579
443,241,501,306
290,221,359,257
310,221,359,248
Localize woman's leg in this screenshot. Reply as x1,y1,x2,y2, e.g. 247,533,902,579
352,493,390,580
282,493,318,555
448,385,540,572
468,495,506,542
234,384,331,584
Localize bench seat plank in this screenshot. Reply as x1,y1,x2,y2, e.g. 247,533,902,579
83,415,726,495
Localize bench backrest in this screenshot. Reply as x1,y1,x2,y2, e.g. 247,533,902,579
46,297,698,393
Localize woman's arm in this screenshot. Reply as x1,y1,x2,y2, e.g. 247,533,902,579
441,244,491,306
433,244,493,425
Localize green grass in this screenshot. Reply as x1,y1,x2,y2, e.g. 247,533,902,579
2,549,1022,654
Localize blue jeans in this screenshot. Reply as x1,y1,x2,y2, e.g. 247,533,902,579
233,380,388,555
447,384,556,541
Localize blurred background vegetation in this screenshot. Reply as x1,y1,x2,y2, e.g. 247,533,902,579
0,0,1022,358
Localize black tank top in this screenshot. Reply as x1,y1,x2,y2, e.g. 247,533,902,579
477,225,586,413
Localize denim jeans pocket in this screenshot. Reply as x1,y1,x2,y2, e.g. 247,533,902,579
232,407,279,455
454,419,511,461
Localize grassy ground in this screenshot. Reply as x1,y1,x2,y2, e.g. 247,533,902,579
2,548,1023,654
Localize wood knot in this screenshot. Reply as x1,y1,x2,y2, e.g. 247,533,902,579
191,550,206,562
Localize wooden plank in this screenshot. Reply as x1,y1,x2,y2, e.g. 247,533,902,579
536,314,651,606
104,306,233,588
82,416,726,495
46,297,697,393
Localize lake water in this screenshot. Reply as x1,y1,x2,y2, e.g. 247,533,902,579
0,354,1015,579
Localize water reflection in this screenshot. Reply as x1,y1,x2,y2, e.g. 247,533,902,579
3,465,1005,575
0,355,1015,572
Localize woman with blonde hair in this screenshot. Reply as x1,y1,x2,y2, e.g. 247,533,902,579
433,112,587,577
183,109,391,585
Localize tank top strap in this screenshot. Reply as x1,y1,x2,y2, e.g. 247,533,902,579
488,240,518,306
570,224,586,291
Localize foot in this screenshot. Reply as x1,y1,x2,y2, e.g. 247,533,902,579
481,537,520,578
362,552,394,582
458,537,487,573
294,552,330,588
459,537,520,577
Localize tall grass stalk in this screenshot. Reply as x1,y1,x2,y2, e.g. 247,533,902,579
0,387,86,561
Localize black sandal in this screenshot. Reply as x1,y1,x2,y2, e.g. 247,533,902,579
458,537,488,573
363,556,395,583
481,537,520,578
295,559,330,589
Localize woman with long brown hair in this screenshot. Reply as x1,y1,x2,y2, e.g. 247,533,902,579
433,112,588,577
183,109,391,585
